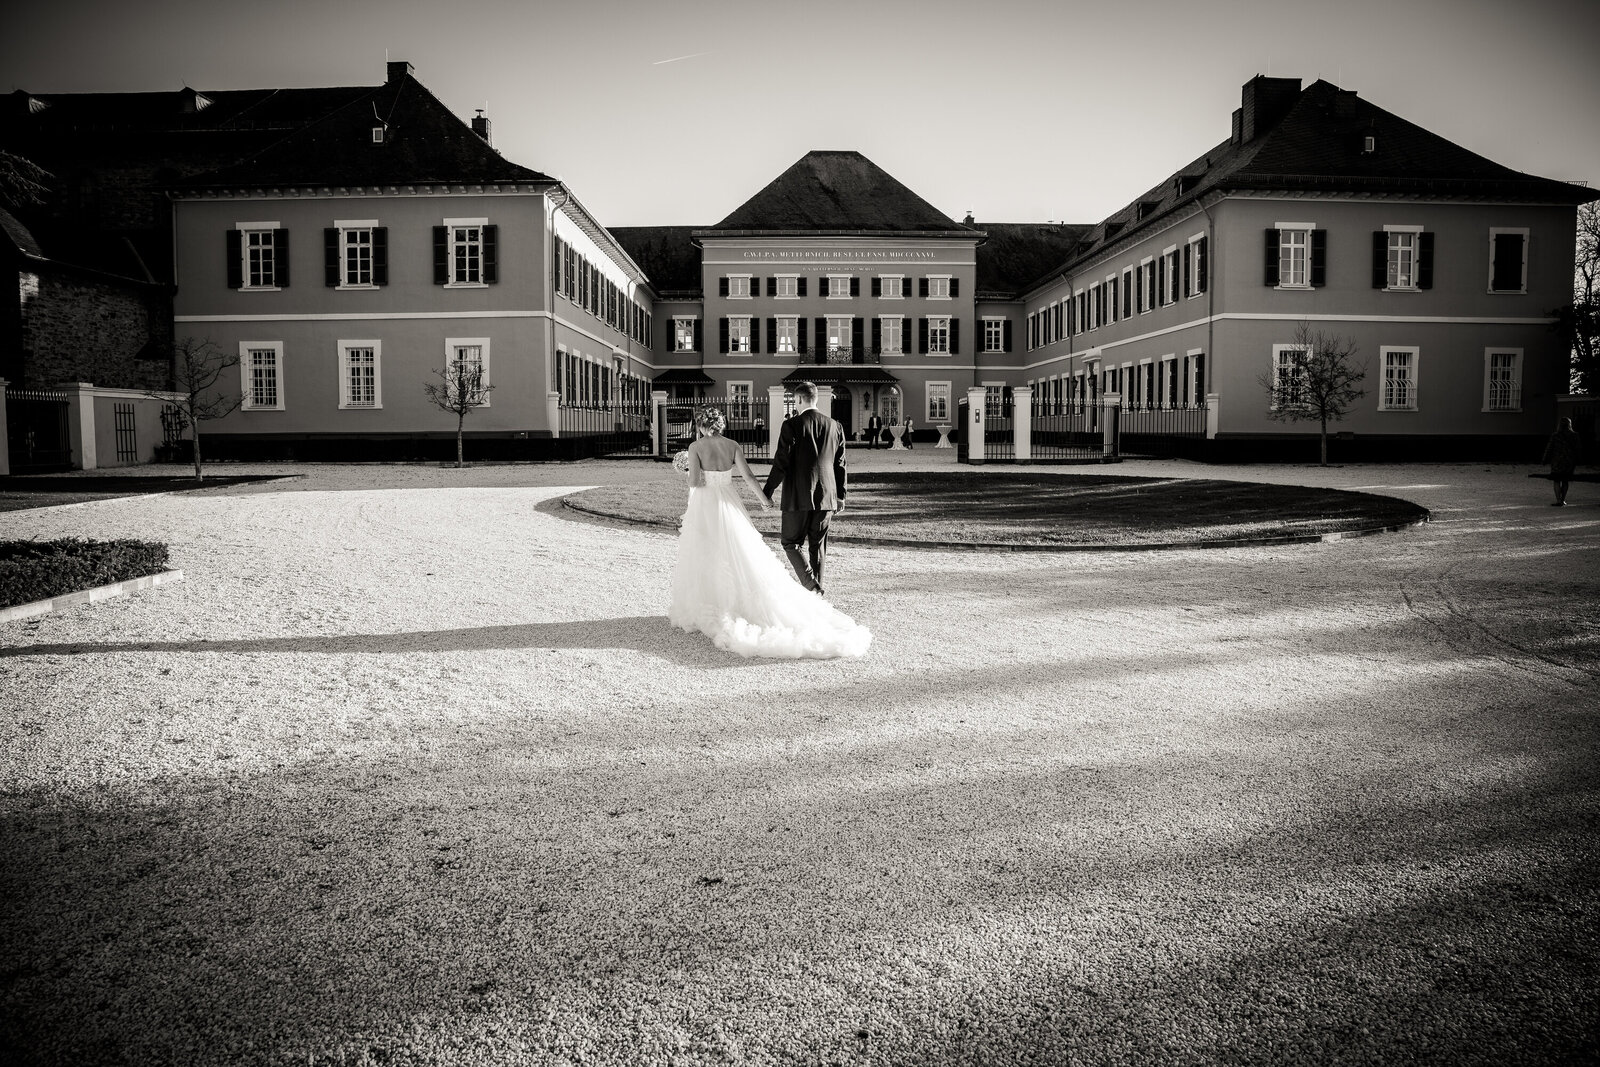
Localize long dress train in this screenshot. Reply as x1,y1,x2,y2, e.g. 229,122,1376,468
668,470,872,659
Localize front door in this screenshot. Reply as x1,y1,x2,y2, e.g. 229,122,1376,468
830,387,853,437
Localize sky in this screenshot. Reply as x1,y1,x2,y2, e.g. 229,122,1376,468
5,0,1597,228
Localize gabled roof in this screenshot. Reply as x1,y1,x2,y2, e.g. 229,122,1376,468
704,151,969,234
5,85,375,133
609,226,703,294
1036,77,1598,291
172,73,552,190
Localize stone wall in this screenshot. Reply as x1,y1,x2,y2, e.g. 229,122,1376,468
17,264,171,390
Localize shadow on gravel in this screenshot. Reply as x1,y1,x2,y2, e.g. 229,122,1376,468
0,475,291,512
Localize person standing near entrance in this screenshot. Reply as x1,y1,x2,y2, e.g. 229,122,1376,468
866,411,884,448
763,381,847,599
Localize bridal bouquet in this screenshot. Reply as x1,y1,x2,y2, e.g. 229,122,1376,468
672,450,691,473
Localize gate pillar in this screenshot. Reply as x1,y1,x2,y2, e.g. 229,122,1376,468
1101,392,1122,458
650,390,668,458
65,382,97,470
1011,385,1032,464
966,387,987,464
767,385,785,458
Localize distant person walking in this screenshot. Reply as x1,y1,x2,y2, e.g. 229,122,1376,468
1541,417,1583,506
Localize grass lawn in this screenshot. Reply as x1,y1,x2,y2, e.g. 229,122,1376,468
564,471,1430,547
0,474,284,513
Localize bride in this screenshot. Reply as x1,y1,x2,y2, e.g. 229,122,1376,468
667,406,872,659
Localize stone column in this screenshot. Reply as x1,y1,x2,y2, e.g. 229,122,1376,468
1205,392,1221,439
767,385,786,458
0,379,9,476
966,386,987,464
1011,384,1032,464
65,382,97,470
815,385,834,417
651,390,669,457
1101,392,1122,458
546,391,562,439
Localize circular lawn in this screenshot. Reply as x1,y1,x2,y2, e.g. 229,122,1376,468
562,471,1430,550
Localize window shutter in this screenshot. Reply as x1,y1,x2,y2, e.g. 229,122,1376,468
919,276,929,298
750,276,759,296
820,276,830,297
850,276,860,297
949,277,959,298
1264,228,1279,286
1372,232,1387,288
482,225,497,284
872,317,882,350
1418,232,1434,290
1134,277,1141,314
797,276,807,297
226,229,242,289
797,317,808,353
719,276,729,297
1183,245,1191,296
852,316,864,353
1003,320,1012,352
373,227,388,286
324,228,340,286
1197,237,1208,294
919,317,928,355
553,238,563,293
1310,229,1326,287
1157,262,1165,306
433,226,448,285
719,317,729,354
950,318,959,355
767,317,777,352
815,317,825,352
693,319,703,352
762,277,771,297
871,277,881,297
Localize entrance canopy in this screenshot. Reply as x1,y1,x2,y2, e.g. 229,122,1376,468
782,367,899,385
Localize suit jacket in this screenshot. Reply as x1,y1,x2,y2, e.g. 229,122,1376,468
765,408,847,512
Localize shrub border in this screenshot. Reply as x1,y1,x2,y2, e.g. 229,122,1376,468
0,570,184,624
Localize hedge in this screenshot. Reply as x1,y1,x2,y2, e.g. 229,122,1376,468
0,539,171,610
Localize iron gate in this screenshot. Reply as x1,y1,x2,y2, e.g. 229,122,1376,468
5,388,73,472
1031,397,1107,461
114,402,138,463
557,396,654,458
660,393,774,462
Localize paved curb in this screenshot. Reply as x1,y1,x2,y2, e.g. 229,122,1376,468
0,570,184,624
560,497,1430,553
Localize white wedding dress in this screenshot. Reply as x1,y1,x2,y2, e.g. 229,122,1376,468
668,469,872,659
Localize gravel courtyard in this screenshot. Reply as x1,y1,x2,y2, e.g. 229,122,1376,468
1,451,1596,1066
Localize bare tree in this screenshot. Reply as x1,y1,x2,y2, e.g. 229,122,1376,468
0,150,51,210
1555,201,1600,394
146,337,242,481
1256,322,1368,466
423,357,494,468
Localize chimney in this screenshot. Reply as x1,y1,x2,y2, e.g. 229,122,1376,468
386,60,413,84
1231,108,1243,144
472,109,492,146
1239,75,1302,142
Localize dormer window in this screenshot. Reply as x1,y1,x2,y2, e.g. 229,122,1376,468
1362,134,1377,155
371,126,386,144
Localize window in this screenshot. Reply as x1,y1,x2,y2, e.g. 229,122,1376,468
233,224,282,289
776,316,798,353
926,382,951,422
927,316,950,354
983,384,1005,419
1484,349,1522,411
1161,247,1180,304
984,318,1005,353
1121,268,1134,317
727,275,751,299
775,275,799,299
1185,235,1207,297
728,382,752,420
329,220,387,289
1141,259,1155,312
879,316,903,355
1489,228,1529,293
674,317,699,353
239,342,284,410
826,316,852,354
445,338,492,407
338,340,381,409
1380,347,1419,411
1273,224,1316,288
1106,276,1119,324
926,276,951,299
827,274,853,299
444,218,488,285
728,316,751,353
1271,344,1309,410
1386,228,1420,289
879,275,904,299
342,224,372,287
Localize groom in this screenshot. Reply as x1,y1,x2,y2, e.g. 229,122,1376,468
764,381,846,598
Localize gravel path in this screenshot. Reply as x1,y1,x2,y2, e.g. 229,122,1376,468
1,452,1596,1066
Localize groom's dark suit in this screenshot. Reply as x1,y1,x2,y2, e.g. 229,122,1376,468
764,407,846,596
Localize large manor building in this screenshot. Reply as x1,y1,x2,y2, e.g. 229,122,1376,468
3,62,1594,464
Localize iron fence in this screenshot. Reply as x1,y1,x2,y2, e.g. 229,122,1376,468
1118,401,1209,458
1031,398,1108,461
660,393,774,462
557,399,653,458
5,387,73,472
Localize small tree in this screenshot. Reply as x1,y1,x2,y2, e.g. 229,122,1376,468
423,357,494,467
1256,322,1368,466
0,149,51,210
1555,201,1600,395
148,337,242,481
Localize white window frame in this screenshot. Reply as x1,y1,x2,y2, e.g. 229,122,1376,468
238,222,281,291
1120,267,1135,317
1186,233,1206,298
1140,258,1155,312
335,219,379,290
1488,227,1530,294
1276,223,1314,290
1378,346,1420,412
826,315,853,353
926,275,952,300
927,315,951,355
726,274,752,299
445,336,492,408
337,339,382,409
880,315,904,356
776,316,798,354
1161,246,1180,305
443,216,488,288
775,275,799,299
727,381,753,420
827,274,853,300
879,275,904,299
239,341,285,410
728,315,752,354
673,316,698,353
1105,274,1119,324
983,317,1006,353
1270,344,1310,411
1384,225,1422,291
926,381,951,423
983,381,1006,419
1483,348,1523,412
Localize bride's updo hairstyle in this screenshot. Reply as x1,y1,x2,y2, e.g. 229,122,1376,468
693,406,726,435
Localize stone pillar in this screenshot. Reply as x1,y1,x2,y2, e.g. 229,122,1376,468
815,385,834,417
546,391,561,439
1205,392,1221,439
1101,392,1122,458
651,390,669,457
767,385,786,458
966,386,987,464
65,382,97,470
0,379,9,476
1011,384,1032,464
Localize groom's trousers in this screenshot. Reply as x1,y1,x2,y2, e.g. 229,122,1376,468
780,508,832,593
